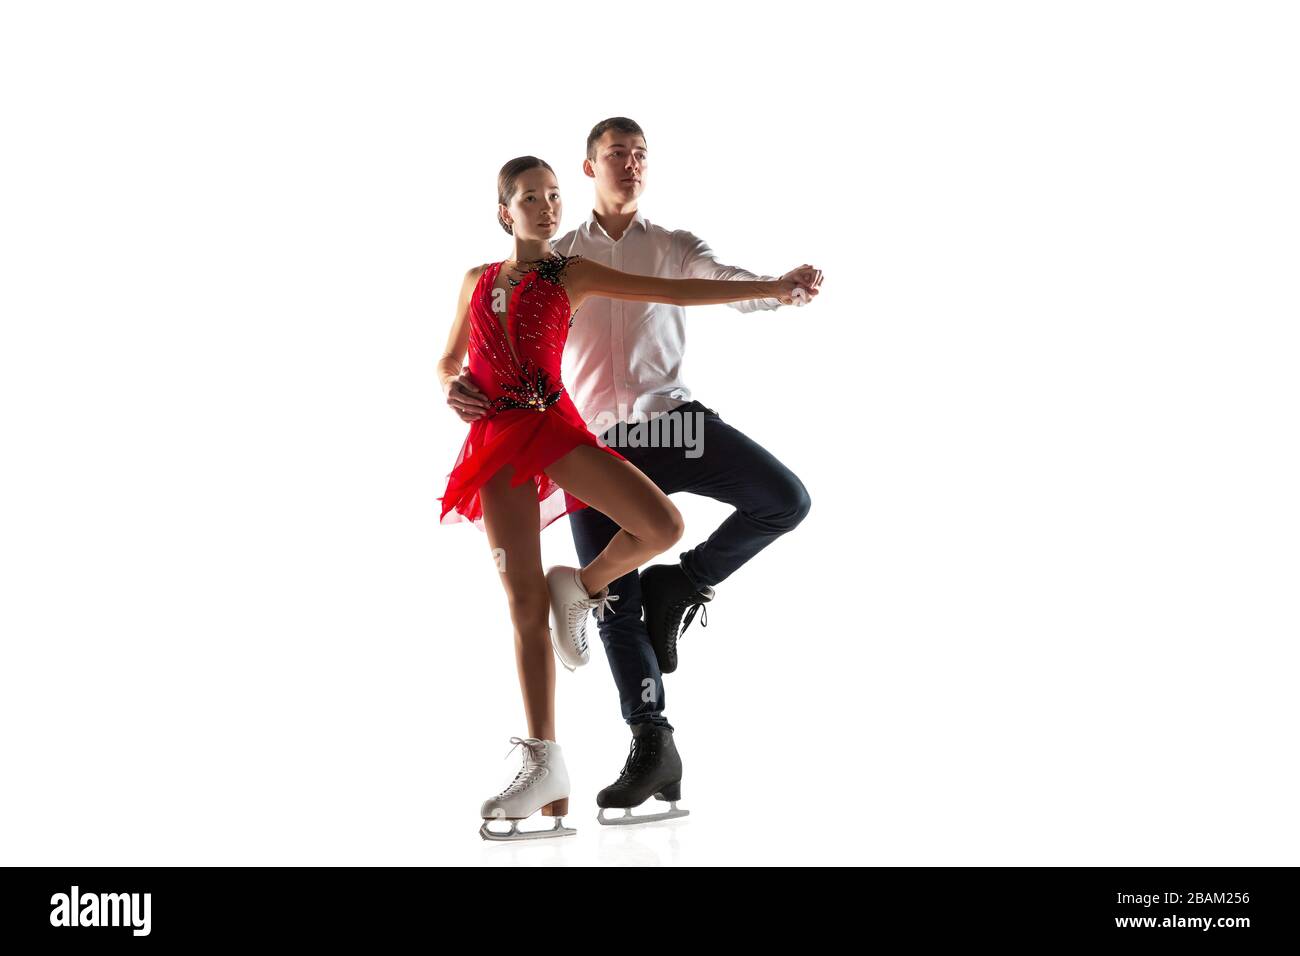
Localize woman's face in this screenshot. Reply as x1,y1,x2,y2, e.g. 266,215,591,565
501,167,562,241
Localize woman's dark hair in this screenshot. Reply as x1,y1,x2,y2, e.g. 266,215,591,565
497,156,555,235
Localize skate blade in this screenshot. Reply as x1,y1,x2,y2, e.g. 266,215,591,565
596,801,690,826
479,818,577,842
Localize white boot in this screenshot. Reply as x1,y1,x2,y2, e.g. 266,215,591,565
545,566,619,670
480,737,576,841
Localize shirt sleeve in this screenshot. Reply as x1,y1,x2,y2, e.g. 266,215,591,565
674,229,782,313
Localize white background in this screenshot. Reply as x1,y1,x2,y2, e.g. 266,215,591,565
2,1,1297,866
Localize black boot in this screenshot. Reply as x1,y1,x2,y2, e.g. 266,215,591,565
595,723,690,824
639,562,714,674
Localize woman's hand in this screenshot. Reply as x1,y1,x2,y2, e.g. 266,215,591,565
771,277,814,306
443,365,491,422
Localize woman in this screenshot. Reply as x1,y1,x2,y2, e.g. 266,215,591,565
437,156,809,841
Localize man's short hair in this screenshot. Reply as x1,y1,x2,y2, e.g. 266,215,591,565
586,117,646,162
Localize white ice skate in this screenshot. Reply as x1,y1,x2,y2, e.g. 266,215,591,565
479,737,576,842
545,566,618,671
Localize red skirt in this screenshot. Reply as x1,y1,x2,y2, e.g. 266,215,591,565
437,395,628,533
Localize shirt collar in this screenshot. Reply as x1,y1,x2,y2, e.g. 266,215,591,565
585,208,648,237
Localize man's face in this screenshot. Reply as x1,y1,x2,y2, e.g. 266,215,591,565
585,131,648,203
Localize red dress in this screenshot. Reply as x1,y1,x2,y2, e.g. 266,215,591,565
437,254,628,532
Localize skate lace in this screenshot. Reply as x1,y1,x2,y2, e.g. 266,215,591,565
566,589,618,655
565,603,588,655
669,597,708,643
618,738,659,780
495,736,547,798
591,589,619,622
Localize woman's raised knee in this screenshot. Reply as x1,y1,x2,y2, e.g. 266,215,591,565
642,502,685,553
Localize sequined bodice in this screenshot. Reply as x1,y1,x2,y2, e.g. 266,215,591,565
466,254,582,416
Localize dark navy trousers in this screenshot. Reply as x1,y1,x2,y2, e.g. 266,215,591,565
567,400,811,730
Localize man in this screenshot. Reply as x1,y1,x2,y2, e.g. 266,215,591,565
552,116,821,824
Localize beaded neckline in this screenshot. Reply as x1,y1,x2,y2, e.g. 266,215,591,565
502,252,580,288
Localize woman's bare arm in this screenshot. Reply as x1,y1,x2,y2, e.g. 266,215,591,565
437,265,491,422
565,256,801,311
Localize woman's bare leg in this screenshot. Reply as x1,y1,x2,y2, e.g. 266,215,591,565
544,445,684,594
478,464,557,748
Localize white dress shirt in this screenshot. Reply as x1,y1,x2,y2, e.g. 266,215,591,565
552,208,781,434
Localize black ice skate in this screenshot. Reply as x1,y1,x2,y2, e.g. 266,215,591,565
595,723,690,825
639,562,714,674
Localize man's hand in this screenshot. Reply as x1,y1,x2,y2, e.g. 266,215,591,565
443,365,491,422
779,264,824,305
